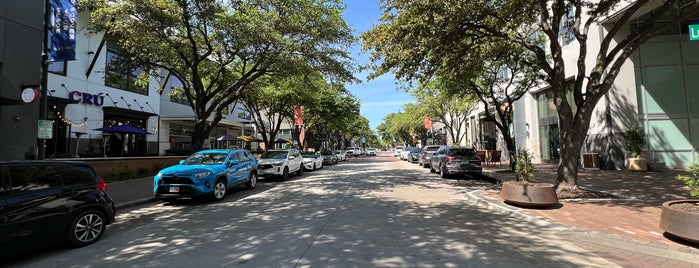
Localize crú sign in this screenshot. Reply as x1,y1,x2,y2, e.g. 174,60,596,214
69,91,104,106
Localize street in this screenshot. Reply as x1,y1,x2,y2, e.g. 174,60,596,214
7,152,619,267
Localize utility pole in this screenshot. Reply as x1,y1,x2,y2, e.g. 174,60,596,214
38,0,51,160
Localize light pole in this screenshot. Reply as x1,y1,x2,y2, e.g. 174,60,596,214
38,0,51,160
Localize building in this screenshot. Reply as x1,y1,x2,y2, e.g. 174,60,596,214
461,1,699,169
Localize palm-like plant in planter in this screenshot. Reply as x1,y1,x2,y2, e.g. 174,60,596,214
500,149,558,207
659,158,699,243
624,127,647,171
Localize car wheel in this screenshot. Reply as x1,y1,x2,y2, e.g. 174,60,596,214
67,210,106,247
439,165,448,178
281,167,289,181
297,164,304,176
312,163,316,171
418,161,423,167
246,172,258,190
430,163,436,173
212,179,227,201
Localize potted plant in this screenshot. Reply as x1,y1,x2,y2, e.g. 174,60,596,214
624,127,647,171
659,158,699,243
499,149,558,207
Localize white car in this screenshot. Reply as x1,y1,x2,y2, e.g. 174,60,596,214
301,151,323,171
333,150,346,161
400,147,415,160
393,146,404,157
366,147,377,156
257,149,304,180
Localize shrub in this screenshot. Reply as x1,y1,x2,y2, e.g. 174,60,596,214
624,127,645,158
677,158,699,197
515,149,534,182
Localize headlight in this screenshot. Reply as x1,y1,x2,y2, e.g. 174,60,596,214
271,161,283,166
193,171,212,178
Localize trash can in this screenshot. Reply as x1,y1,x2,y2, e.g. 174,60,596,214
582,153,600,170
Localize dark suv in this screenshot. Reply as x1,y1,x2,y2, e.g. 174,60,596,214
0,161,116,256
429,146,483,178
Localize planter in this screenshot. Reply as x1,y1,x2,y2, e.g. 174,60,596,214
499,181,559,208
659,200,699,243
628,157,647,171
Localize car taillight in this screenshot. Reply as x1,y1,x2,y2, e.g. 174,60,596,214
97,177,108,193
445,156,454,162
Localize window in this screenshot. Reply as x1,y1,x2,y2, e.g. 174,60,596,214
48,61,67,75
237,108,252,120
169,76,188,105
105,39,147,94
559,4,576,46
58,164,95,185
9,165,62,193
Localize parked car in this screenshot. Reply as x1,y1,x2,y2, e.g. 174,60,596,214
366,147,377,156
321,150,338,165
419,145,443,168
258,149,304,180
393,146,404,157
345,147,358,157
154,149,259,202
400,146,415,160
334,150,347,161
0,161,117,256
408,147,421,163
302,151,324,171
429,146,483,178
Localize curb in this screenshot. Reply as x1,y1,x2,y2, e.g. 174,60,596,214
115,197,158,210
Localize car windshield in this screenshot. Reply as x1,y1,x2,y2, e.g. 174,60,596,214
425,146,440,151
183,152,228,165
451,149,478,159
302,153,317,158
260,151,288,159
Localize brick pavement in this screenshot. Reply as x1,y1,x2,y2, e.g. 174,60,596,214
474,163,699,267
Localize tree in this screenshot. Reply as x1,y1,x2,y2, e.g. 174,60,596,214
362,0,699,189
411,78,478,147
84,0,355,151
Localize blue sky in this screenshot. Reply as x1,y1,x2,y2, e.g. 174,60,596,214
343,0,415,131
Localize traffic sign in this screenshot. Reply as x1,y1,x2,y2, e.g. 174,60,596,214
38,120,53,139
690,24,699,41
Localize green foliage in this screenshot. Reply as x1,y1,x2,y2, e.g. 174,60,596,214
514,149,534,182
677,158,699,197
624,127,645,158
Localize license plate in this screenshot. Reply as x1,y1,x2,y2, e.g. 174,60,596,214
169,187,179,193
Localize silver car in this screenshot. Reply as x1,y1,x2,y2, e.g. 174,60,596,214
302,151,324,171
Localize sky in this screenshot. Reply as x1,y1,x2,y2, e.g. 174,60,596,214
342,0,415,131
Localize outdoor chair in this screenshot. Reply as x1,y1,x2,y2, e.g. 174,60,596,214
488,150,502,167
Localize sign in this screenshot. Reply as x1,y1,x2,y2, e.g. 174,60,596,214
690,24,699,41
21,86,40,104
38,120,54,139
424,117,432,129
49,0,77,61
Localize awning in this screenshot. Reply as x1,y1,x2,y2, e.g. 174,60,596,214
48,96,80,105
103,106,158,118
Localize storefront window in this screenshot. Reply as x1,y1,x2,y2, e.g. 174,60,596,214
48,61,66,76
104,40,147,95
169,76,188,105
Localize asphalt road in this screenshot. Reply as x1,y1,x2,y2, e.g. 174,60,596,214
8,152,620,267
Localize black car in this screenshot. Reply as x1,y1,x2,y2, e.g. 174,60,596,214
429,146,483,178
0,161,116,257
408,148,421,163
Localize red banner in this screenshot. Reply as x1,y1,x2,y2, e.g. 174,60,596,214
424,117,432,129
294,105,304,126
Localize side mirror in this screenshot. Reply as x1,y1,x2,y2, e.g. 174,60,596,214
228,159,240,166
288,155,295,160
179,160,185,165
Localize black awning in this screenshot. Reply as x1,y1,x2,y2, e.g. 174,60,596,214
103,106,158,118
0,96,22,106
48,96,80,105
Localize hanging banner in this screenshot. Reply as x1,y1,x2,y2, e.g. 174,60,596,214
49,0,77,61
293,105,304,126
424,117,432,129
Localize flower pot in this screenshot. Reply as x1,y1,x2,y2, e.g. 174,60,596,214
659,200,699,243
499,181,559,208
627,157,647,171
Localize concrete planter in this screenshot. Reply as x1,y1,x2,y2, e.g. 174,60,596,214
659,200,699,243
499,181,559,208
628,157,648,171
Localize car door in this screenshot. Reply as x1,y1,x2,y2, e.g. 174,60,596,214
226,151,246,185
0,164,65,245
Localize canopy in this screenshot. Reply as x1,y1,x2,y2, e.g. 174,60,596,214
274,138,289,143
217,135,239,141
94,124,152,135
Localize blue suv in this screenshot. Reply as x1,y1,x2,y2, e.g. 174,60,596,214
154,149,258,202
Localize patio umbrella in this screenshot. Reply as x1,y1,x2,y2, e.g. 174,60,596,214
93,124,153,135
239,135,263,142
217,135,239,141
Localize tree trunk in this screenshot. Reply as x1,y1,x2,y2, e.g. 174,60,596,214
191,119,209,152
